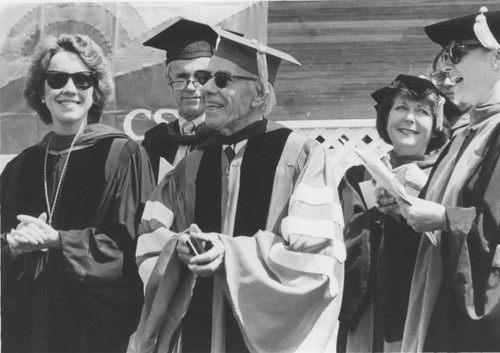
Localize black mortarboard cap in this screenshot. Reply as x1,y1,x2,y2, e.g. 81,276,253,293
425,8,500,47
211,27,300,85
143,17,217,64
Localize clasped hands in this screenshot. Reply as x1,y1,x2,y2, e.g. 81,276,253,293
176,224,225,277
7,212,60,253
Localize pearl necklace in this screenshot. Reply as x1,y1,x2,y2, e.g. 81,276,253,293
43,131,80,225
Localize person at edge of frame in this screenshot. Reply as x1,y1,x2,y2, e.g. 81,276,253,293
398,7,500,352
1,33,155,353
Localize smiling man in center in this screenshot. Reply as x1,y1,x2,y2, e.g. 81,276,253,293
133,27,346,353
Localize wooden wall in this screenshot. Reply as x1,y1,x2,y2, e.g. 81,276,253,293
267,0,500,121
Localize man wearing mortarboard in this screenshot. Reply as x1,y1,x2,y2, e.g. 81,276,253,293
133,27,346,353
398,7,500,353
142,18,217,182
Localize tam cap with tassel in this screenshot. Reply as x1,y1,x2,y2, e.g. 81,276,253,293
473,7,500,50
424,7,500,48
210,26,301,86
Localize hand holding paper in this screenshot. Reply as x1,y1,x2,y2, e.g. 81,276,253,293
396,196,446,240
393,163,429,193
339,138,438,245
339,138,412,204
375,185,401,218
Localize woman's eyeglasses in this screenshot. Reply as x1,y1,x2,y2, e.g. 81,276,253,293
45,71,96,90
441,41,483,65
195,70,257,89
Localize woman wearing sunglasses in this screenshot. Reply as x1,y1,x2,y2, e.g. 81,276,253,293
398,8,500,352
337,75,458,353
1,34,155,353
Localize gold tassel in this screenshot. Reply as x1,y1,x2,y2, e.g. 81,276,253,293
436,96,445,131
251,39,269,94
473,7,500,50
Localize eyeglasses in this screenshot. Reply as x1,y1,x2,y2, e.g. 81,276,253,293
430,70,450,84
170,79,204,91
195,70,257,89
441,41,483,64
45,71,96,90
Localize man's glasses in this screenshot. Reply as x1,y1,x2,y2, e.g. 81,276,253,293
195,70,257,89
430,70,450,85
45,71,96,90
441,41,483,64
170,79,204,91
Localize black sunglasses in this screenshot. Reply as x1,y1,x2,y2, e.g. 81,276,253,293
441,41,483,65
45,70,96,90
195,70,256,89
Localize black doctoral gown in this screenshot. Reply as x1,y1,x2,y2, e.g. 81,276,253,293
1,123,155,353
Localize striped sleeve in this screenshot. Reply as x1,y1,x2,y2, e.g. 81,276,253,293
136,173,178,289
221,139,346,352
274,140,345,297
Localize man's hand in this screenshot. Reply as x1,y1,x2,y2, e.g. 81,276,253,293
7,213,60,252
396,196,447,232
176,225,197,266
176,224,225,278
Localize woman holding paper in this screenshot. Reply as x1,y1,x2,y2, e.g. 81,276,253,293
337,75,460,353
398,8,500,352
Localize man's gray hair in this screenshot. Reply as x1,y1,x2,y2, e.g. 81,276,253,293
260,84,276,117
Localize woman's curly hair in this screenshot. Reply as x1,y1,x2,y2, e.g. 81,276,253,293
375,81,450,153
23,33,114,124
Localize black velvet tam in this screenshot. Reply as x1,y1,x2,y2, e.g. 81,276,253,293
424,9,500,46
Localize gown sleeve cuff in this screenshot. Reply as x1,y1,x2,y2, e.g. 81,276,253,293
445,206,476,233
